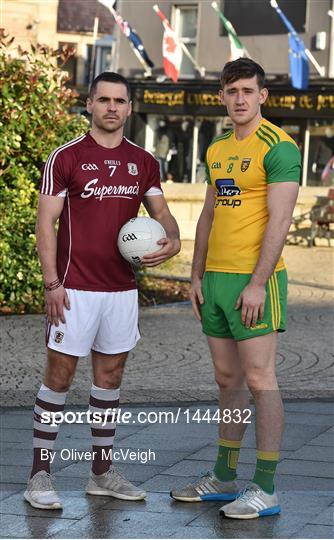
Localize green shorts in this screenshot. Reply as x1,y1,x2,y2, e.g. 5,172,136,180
201,270,288,341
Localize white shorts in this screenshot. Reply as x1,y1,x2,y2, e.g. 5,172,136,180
46,289,140,357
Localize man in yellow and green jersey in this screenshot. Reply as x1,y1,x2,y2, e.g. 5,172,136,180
170,58,301,519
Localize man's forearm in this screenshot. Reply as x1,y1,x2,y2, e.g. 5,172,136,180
156,211,180,242
36,224,59,284
191,212,212,281
251,215,292,287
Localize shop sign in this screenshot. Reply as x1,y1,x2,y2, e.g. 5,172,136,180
143,89,223,107
264,94,334,111
143,90,185,106
135,87,334,117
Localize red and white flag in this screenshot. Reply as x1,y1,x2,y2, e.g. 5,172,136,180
153,4,182,82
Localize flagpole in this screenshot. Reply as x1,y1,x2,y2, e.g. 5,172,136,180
304,50,325,77
129,42,152,76
153,4,206,78
328,3,334,78
112,0,121,72
211,1,251,59
100,0,154,75
179,41,205,78
270,0,325,77
109,4,152,76
89,16,99,87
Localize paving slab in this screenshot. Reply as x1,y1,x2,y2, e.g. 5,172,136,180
229,422,326,451
0,465,31,484
0,414,35,430
294,524,333,538
168,526,220,538
102,492,212,516
53,477,88,493
0,483,24,501
278,458,334,478
0,491,110,520
287,445,334,463
116,432,210,453
275,475,334,492
54,461,165,483
308,429,334,446
307,505,334,526
281,412,333,426
0,513,79,539
138,474,199,493
1,428,33,444
123,420,220,440
283,402,334,415
49,508,194,539
157,459,254,481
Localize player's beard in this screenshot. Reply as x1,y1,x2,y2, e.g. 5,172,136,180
93,115,126,134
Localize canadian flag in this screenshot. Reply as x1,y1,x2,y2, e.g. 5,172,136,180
153,5,182,82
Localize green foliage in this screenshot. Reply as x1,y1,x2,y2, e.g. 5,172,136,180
0,32,89,313
0,173,43,312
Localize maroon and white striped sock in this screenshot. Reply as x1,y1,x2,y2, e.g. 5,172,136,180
89,383,120,476
31,383,67,478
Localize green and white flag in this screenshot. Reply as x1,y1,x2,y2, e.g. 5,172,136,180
211,1,249,60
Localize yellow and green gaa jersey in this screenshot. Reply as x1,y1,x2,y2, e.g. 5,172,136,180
205,118,301,273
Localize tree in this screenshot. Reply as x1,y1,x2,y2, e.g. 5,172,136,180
0,31,89,312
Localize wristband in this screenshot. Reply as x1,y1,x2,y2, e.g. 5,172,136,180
44,278,62,291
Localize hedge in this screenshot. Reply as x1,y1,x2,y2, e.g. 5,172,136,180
0,32,88,313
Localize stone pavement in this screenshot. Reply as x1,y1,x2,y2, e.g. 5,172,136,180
0,402,333,539
2,246,333,405
0,244,333,538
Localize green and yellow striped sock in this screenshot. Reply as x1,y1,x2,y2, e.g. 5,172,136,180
252,450,279,494
213,438,241,482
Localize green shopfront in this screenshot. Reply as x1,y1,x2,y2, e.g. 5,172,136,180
128,80,334,187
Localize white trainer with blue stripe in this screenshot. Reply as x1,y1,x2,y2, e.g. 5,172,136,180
170,472,238,502
220,483,281,519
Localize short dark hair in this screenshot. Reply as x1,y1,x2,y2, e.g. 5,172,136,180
89,72,131,99
220,58,265,89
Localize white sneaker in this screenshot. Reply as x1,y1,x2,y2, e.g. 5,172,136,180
220,483,280,519
86,467,146,501
170,472,238,502
24,471,63,510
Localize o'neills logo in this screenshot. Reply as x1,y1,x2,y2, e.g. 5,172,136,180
81,179,139,201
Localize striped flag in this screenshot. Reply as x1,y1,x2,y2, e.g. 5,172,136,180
211,1,249,60
99,1,154,72
153,4,182,82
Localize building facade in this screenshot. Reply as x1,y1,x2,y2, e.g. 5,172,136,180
3,0,334,186
3,0,115,91
113,0,334,187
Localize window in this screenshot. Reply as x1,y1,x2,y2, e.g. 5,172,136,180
94,37,116,79
307,122,334,187
173,5,198,77
220,0,307,36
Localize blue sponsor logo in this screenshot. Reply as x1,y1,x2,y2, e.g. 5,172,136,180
215,179,241,197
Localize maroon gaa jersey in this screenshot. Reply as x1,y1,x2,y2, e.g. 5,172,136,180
39,133,163,292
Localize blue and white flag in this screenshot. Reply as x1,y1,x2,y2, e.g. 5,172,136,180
270,0,309,90
288,33,309,91
99,0,154,71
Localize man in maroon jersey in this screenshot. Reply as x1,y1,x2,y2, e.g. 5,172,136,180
24,72,180,510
